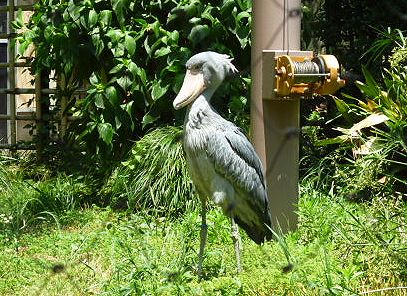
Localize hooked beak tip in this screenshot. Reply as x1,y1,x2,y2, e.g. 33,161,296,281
173,92,186,110
173,101,181,110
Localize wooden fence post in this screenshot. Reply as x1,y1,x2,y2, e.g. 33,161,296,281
8,0,16,152
35,70,50,161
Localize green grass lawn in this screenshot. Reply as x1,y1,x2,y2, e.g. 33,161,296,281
1,181,406,296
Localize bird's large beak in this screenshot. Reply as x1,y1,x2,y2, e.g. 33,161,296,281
173,69,206,110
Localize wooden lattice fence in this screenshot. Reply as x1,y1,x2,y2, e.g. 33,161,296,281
0,0,85,159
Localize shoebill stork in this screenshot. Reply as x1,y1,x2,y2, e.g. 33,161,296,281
173,51,272,278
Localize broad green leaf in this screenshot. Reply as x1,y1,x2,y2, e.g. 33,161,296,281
154,47,171,58
13,9,24,29
106,86,119,106
142,113,159,129
99,10,112,27
111,0,129,25
236,11,251,22
357,66,381,98
62,8,70,22
126,61,137,75
333,97,350,114
134,18,148,27
91,33,104,56
68,4,83,25
109,63,125,74
221,0,235,13
115,115,122,130
127,62,146,84
122,100,134,115
79,122,97,139
97,122,114,145
112,45,125,57
144,36,151,56
189,17,201,25
106,29,124,43
80,15,87,29
17,40,31,56
201,5,215,22
188,24,210,46
44,26,55,39
229,96,247,112
122,101,135,130
356,81,379,99
315,135,348,146
151,81,169,101
94,93,105,109
124,34,136,55
88,10,98,28
150,20,161,37
168,30,179,43
166,63,182,73
333,97,354,124
117,76,132,91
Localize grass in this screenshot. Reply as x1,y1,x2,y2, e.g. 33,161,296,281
0,135,406,295
0,169,406,295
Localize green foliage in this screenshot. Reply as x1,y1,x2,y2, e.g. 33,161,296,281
308,37,407,198
15,0,252,163
105,125,196,216
300,6,407,184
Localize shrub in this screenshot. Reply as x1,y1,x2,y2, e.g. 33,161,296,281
14,0,252,164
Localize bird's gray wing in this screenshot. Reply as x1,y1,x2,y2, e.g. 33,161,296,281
206,122,272,244
206,122,267,203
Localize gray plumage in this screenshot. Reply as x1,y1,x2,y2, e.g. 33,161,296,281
174,51,272,244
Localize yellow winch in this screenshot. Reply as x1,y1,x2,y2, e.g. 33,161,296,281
274,54,345,96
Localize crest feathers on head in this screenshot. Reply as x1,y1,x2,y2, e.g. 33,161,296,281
221,54,238,74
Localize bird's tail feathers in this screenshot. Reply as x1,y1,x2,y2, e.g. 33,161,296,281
234,213,272,245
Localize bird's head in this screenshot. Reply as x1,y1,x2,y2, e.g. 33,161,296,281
173,51,238,110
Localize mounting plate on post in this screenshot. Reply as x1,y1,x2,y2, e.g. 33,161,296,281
262,50,345,100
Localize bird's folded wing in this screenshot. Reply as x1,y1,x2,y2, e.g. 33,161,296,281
206,124,267,204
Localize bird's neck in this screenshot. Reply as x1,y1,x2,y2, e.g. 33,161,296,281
189,92,212,112
185,90,219,129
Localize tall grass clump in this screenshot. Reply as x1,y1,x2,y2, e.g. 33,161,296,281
106,126,196,216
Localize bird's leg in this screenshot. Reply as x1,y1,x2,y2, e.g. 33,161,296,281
231,217,242,273
198,200,207,280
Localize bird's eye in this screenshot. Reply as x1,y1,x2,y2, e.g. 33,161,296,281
189,63,202,71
